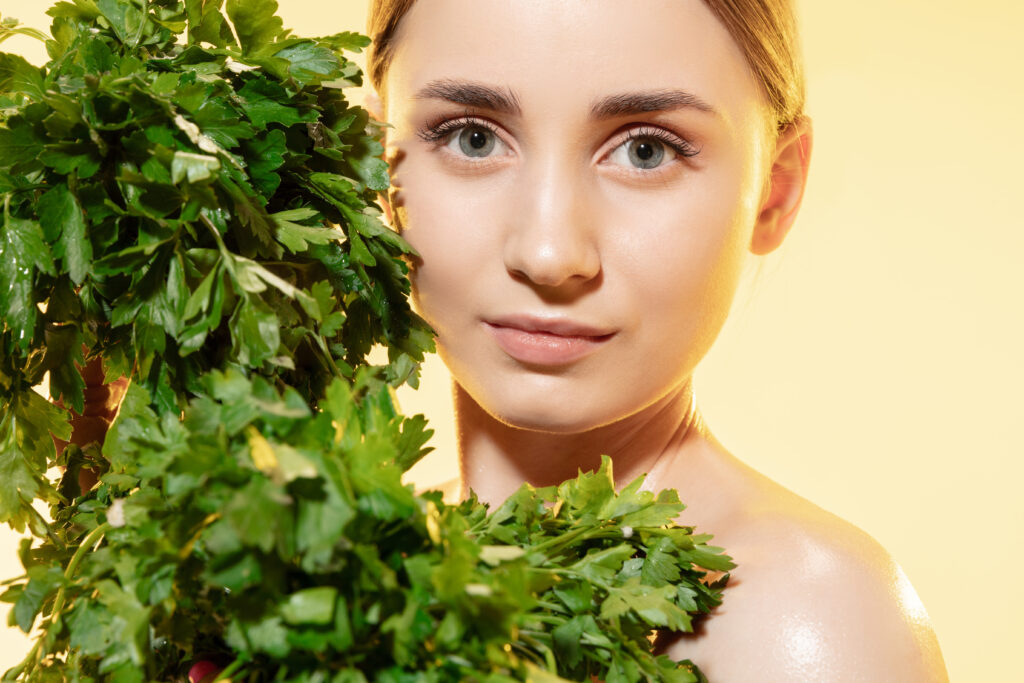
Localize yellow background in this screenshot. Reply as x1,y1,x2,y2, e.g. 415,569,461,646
1,1,1021,680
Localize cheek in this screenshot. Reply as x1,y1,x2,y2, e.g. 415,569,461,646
604,171,754,372
394,169,501,333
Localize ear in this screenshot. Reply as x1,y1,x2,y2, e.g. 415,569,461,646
364,90,395,226
365,90,386,124
750,116,813,256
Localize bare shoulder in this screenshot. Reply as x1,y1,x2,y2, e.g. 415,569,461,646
662,484,949,682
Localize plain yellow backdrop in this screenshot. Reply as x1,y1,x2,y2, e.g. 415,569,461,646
1,1,1021,680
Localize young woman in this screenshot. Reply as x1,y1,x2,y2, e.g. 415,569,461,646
356,0,950,680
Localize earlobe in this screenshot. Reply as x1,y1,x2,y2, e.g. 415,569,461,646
750,116,813,256
365,90,385,124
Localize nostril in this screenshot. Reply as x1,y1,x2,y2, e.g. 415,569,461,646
503,235,601,289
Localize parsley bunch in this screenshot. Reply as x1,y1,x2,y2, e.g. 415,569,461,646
0,2,734,681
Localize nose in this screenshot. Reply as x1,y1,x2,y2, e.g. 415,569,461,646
502,159,601,290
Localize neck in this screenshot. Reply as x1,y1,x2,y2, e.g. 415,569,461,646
454,378,703,507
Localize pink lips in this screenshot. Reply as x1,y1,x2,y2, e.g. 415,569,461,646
484,315,616,366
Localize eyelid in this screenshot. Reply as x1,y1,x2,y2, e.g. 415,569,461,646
417,114,511,151
603,125,701,167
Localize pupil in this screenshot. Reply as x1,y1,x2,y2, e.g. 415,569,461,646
458,126,495,157
628,137,664,169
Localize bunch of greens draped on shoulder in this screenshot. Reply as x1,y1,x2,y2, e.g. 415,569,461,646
0,2,733,681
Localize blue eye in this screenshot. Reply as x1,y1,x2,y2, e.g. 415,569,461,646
617,136,670,170
456,125,497,157
418,117,508,160
607,127,699,172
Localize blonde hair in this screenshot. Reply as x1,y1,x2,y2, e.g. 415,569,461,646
366,0,806,133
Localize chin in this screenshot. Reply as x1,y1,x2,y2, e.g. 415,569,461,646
474,386,623,435
492,408,598,434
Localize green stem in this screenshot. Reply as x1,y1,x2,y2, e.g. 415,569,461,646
200,213,232,260
312,333,345,380
49,522,112,623
528,525,590,554
517,631,558,672
0,25,48,46
212,656,248,682
17,522,112,676
27,501,67,550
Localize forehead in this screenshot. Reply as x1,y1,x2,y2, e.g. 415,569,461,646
385,0,765,125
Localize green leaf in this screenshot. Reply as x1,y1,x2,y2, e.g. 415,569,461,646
274,41,340,86
183,260,220,320
641,536,683,586
229,300,280,367
237,77,318,130
185,0,234,48
227,614,291,658
42,323,86,414
273,217,341,253
0,117,44,167
347,231,374,266
224,477,286,553
478,545,526,566
206,553,263,592
17,387,72,446
37,184,92,285
557,454,616,519
0,53,45,100
171,151,220,185
281,586,337,625
0,418,40,530
94,579,152,667
38,141,102,178
553,580,593,614
316,31,371,54
241,129,286,195
13,566,64,634
347,139,390,192
0,215,55,349
552,615,585,669
225,0,284,55
572,544,635,583
47,0,102,22
96,0,147,47
602,579,692,632
191,96,253,148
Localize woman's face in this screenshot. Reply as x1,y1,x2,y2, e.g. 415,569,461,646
381,0,776,433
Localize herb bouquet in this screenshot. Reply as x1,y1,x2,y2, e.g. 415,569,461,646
0,2,733,681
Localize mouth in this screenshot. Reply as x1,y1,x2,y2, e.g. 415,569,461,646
483,315,617,366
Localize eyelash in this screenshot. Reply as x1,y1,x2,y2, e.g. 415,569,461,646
416,113,701,169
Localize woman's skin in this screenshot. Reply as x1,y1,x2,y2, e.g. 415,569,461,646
366,0,950,680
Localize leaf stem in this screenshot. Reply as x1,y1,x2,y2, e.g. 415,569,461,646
312,333,345,380
17,522,112,676
212,656,248,682
0,23,49,45
50,522,111,621
528,525,590,554
26,499,66,550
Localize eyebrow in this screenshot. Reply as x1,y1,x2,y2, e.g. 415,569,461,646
412,78,718,119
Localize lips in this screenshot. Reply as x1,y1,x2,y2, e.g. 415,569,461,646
483,314,616,366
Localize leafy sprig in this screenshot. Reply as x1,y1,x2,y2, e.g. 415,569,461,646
0,0,432,537
4,368,729,682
